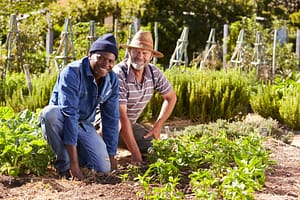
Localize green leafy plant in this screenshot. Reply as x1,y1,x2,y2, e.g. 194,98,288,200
0,107,54,177
135,118,274,199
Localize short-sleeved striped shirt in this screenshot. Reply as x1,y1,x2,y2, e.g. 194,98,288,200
113,59,172,124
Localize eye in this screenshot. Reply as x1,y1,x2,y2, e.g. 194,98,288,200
95,54,102,59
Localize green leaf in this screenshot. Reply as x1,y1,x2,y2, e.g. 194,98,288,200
0,107,14,120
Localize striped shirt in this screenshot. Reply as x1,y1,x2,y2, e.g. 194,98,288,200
113,59,172,123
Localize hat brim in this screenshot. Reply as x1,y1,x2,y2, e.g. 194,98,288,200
120,44,164,58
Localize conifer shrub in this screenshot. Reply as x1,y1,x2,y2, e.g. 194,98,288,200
2,70,58,112
140,68,253,123
250,74,300,130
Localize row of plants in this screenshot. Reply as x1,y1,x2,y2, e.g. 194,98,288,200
250,73,300,130
124,117,278,199
2,67,300,130
0,105,282,199
143,68,300,131
0,70,57,111
140,67,254,123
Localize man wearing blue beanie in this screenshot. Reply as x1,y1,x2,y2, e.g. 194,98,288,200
40,33,119,180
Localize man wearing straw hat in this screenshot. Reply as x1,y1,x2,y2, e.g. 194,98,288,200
114,30,177,165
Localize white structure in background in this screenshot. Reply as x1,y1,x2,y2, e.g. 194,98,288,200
54,17,76,70
169,26,189,72
230,29,245,69
251,31,267,74
199,28,217,70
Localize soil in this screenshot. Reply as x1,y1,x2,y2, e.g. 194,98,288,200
0,120,300,200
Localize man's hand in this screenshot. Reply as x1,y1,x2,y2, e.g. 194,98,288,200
130,152,143,166
109,155,118,170
65,144,84,180
70,165,84,180
144,124,161,139
145,89,177,139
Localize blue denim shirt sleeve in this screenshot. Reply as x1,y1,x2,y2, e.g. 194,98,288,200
56,67,81,145
101,71,120,156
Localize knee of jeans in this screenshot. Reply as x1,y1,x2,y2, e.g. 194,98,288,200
43,106,62,123
93,158,111,173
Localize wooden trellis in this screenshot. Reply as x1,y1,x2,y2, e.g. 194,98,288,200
54,17,76,70
169,26,189,71
5,14,32,93
230,29,246,69
5,14,19,77
199,28,218,70
251,31,266,69
124,20,140,59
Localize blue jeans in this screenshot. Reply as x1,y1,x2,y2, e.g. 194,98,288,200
40,105,111,173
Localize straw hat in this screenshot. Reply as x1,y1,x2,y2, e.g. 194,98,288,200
120,30,164,58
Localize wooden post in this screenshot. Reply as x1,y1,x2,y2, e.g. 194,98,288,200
153,21,158,65
272,29,277,75
114,18,118,41
223,24,229,71
46,12,53,67
134,18,140,32
296,29,300,70
87,20,97,46
6,14,18,77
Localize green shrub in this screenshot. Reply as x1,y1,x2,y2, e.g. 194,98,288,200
140,68,253,123
251,75,300,130
250,83,282,122
139,118,274,199
3,70,58,112
279,84,300,130
0,107,54,177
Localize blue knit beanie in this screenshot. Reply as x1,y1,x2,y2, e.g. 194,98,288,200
89,33,118,59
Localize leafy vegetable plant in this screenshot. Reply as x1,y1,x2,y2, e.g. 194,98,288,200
137,119,274,199
0,107,54,177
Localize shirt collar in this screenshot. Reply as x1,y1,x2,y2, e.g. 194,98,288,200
83,56,94,78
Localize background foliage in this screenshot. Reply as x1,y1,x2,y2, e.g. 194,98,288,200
0,0,299,127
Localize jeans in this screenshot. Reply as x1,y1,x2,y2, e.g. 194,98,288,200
40,105,111,173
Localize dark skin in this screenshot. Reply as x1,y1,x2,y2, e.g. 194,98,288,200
66,51,117,180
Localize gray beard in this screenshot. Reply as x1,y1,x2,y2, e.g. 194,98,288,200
131,63,145,70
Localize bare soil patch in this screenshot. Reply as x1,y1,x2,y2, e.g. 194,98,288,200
0,119,300,200
254,138,300,200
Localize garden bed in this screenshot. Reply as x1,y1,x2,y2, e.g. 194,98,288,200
0,119,300,200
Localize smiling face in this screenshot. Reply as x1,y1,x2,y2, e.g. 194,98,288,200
128,48,153,71
89,51,116,82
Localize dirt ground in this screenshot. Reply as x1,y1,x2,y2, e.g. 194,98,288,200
0,120,300,200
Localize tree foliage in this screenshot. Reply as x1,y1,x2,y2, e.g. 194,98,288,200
0,0,299,72
47,0,116,26
0,0,54,42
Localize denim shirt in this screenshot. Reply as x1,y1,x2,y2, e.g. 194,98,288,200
49,56,119,155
